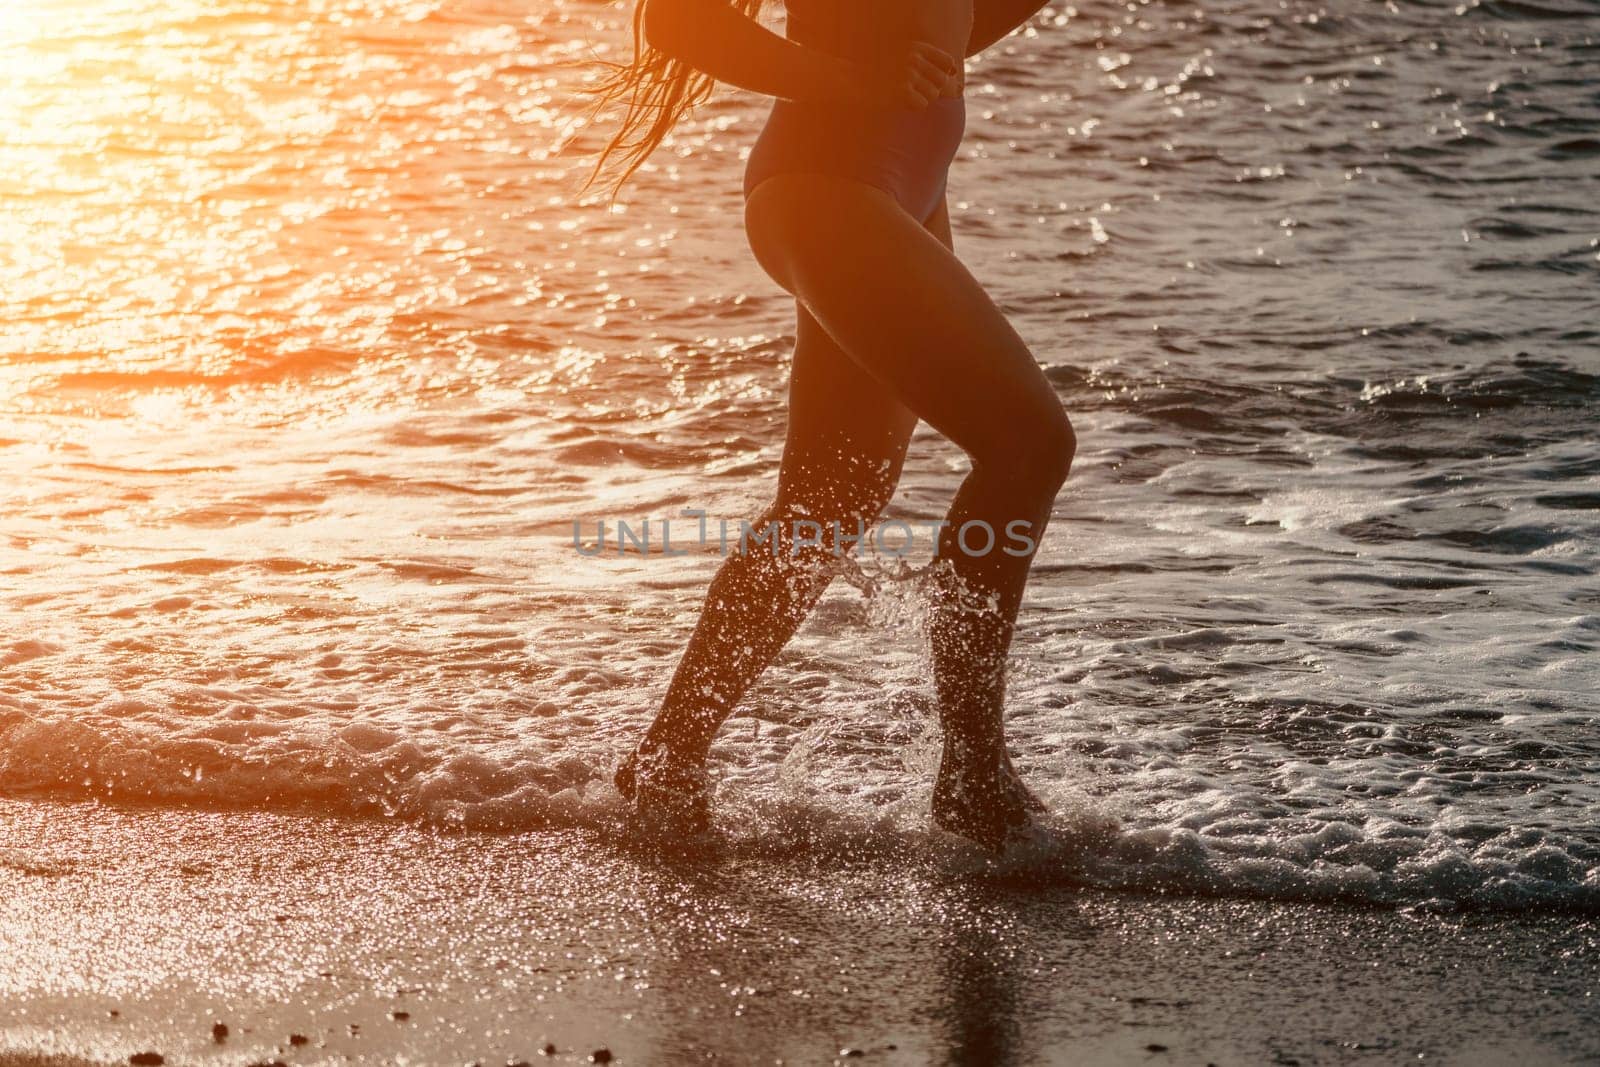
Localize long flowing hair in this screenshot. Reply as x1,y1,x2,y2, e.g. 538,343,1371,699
578,0,767,202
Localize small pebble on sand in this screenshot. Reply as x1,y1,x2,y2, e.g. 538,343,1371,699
590,1050,613,1064
391,1010,411,1021
289,1033,309,1046
128,1055,164,1067
541,1044,558,1057
212,1022,229,1043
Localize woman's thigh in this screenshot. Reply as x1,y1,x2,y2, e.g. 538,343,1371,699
771,195,960,517
744,173,1071,473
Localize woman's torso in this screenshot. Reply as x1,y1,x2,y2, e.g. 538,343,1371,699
745,0,971,215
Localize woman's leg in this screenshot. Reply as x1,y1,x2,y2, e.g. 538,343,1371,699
624,296,919,783
742,175,1076,846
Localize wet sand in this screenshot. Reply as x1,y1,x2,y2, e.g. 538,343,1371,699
0,799,1595,1066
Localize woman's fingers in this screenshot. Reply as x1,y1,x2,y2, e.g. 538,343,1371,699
912,40,960,76
911,51,956,87
911,43,962,103
907,68,944,105
888,41,963,109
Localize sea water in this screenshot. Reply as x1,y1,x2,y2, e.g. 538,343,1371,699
1,0,1597,910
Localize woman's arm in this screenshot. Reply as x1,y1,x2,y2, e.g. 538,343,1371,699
965,0,1052,57
644,0,851,102
644,0,959,107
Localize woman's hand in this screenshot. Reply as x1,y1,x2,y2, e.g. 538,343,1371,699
837,41,963,109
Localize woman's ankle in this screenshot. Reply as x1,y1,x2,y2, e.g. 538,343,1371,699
637,730,710,768
937,730,1006,773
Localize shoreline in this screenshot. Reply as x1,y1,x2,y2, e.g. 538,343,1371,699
2,798,1597,1065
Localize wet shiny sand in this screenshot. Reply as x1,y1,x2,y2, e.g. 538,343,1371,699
2,799,1596,1065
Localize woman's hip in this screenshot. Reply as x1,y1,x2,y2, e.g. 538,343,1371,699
743,97,966,221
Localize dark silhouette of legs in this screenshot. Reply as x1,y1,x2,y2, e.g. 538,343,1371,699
629,297,918,765
619,181,1075,848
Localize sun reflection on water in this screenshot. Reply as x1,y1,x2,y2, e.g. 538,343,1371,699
0,0,640,395
1,0,690,590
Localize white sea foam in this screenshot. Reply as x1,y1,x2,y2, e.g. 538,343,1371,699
3,689,1597,912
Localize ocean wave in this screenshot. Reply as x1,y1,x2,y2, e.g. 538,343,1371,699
2,709,1596,914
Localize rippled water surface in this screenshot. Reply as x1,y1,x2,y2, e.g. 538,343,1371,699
3,0,1598,909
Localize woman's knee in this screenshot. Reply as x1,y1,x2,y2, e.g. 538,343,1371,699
1042,409,1078,487
777,444,902,518
774,484,895,539
979,407,1076,499
764,477,895,559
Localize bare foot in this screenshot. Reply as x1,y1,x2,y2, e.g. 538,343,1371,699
614,742,712,836
931,747,1046,851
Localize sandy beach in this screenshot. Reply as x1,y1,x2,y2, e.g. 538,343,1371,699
1,798,1595,1066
